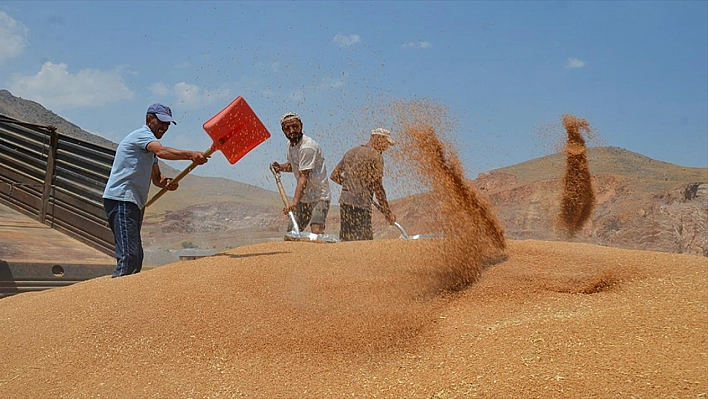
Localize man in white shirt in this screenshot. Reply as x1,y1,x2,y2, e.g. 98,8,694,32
270,112,331,235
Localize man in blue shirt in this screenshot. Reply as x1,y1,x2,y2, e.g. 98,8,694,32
103,103,208,277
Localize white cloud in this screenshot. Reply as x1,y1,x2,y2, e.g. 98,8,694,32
402,41,432,49
319,76,345,90
0,11,28,63
565,57,586,68
8,62,133,109
151,81,232,108
149,82,171,97
333,34,361,48
174,82,201,107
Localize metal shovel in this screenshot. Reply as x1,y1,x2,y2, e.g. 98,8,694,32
393,222,437,240
373,200,435,240
269,165,338,243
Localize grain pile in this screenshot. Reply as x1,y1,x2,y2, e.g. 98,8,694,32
558,114,595,236
1,239,706,398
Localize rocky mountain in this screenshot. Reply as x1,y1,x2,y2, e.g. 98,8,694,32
476,147,707,256
387,147,708,257
0,89,117,149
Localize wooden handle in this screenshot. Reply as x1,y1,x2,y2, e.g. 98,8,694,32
269,166,301,235
145,147,215,208
269,166,291,207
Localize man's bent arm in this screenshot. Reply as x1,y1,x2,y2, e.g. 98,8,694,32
374,182,396,224
291,170,310,207
330,161,344,186
147,141,206,163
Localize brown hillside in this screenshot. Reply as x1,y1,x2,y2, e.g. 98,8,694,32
477,146,708,256
145,174,282,215
1,239,706,398
489,146,706,191
388,147,708,257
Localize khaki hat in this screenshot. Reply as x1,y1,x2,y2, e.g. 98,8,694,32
371,128,395,145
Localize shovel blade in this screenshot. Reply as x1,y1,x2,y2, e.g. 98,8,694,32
407,234,439,240
317,234,340,243
284,231,313,242
284,231,339,243
393,222,439,240
202,96,271,165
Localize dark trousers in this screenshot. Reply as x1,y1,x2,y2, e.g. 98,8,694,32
104,199,144,277
287,200,330,232
339,204,373,241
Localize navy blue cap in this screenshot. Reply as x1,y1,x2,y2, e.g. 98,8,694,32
147,103,176,125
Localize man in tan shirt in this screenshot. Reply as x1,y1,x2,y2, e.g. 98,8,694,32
330,128,397,241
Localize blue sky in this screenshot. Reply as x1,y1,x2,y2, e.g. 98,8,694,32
1,1,706,194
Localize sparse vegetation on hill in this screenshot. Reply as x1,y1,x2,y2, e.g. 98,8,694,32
493,146,706,191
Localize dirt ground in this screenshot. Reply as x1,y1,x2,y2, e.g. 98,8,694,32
1,238,706,399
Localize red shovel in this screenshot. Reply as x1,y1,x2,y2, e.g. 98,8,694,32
145,96,271,207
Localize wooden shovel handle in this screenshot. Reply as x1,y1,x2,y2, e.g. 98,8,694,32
269,165,302,235
269,165,291,207
145,147,215,208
